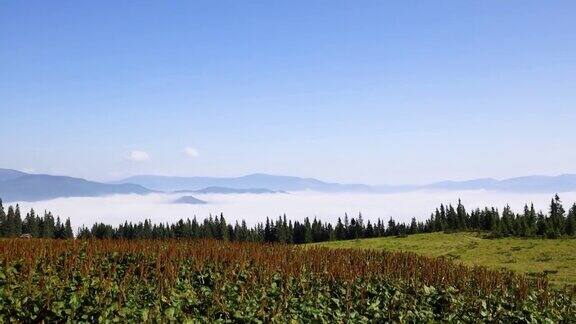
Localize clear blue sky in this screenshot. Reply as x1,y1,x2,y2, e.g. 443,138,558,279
1,1,575,184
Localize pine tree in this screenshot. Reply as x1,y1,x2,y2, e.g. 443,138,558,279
440,204,447,230
14,205,22,236
356,213,364,238
517,217,529,237
387,217,396,236
41,211,55,238
536,211,546,236
565,204,576,236
501,205,514,236
469,209,480,230
23,209,40,237
54,216,64,239
365,220,374,238
286,217,293,243
241,220,248,241
304,218,313,243
219,214,228,241
456,199,467,230
0,199,6,237
376,218,385,237
64,218,74,238
6,206,16,237
334,218,344,240
264,217,272,242
548,194,565,237
409,217,417,234
524,204,536,236
77,226,91,239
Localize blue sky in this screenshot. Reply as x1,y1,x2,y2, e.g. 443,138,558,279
1,1,575,184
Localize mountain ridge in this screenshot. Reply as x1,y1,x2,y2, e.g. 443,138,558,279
0,169,153,202
175,187,286,194
2,168,576,203
117,173,576,193
116,173,372,192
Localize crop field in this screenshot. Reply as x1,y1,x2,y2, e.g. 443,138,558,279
313,232,576,286
0,239,574,322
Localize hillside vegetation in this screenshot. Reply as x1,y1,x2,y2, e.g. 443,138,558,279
0,239,574,322
313,232,576,285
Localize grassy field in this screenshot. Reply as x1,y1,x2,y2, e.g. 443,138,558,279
312,232,576,285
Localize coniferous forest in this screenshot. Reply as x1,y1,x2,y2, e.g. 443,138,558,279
0,200,73,239
1,195,574,242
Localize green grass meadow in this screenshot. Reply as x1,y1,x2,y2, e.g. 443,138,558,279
312,232,576,285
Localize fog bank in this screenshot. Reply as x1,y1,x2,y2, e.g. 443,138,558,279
13,190,576,230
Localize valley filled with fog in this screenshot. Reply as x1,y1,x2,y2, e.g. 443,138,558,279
13,190,576,230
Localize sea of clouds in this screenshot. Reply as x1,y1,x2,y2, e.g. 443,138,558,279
13,190,576,230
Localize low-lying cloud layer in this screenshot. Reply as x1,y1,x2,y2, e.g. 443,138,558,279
13,190,576,230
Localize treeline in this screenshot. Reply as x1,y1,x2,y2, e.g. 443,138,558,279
2,195,575,242
0,199,74,239
77,195,576,242
428,195,575,239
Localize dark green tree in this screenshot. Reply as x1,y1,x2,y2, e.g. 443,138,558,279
565,204,576,236
548,194,565,238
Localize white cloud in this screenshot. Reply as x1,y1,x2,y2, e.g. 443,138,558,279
126,150,150,162
183,147,199,159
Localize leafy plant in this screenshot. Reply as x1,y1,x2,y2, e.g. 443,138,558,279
0,239,574,322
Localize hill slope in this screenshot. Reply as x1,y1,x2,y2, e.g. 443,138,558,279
313,232,576,285
0,169,27,182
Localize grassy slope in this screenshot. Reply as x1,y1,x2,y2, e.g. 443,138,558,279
312,232,576,285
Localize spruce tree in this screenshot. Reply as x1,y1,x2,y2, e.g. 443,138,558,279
501,205,514,236
6,206,16,237
456,199,467,230
536,212,546,236
14,205,22,236
365,220,374,237
0,199,6,237
549,194,565,237
304,218,313,243
409,217,417,234
64,218,74,238
566,204,576,236
387,217,396,236
41,211,55,238
23,209,40,237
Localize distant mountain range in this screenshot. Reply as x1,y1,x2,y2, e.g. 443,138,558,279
2,168,576,202
175,187,286,194
118,173,576,194
115,174,372,192
0,169,152,202
421,174,576,193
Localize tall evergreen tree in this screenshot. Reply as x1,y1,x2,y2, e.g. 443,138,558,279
0,199,6,236
304,218,313,243
566,204,576,236
548,194,565,238
456,199,467,229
